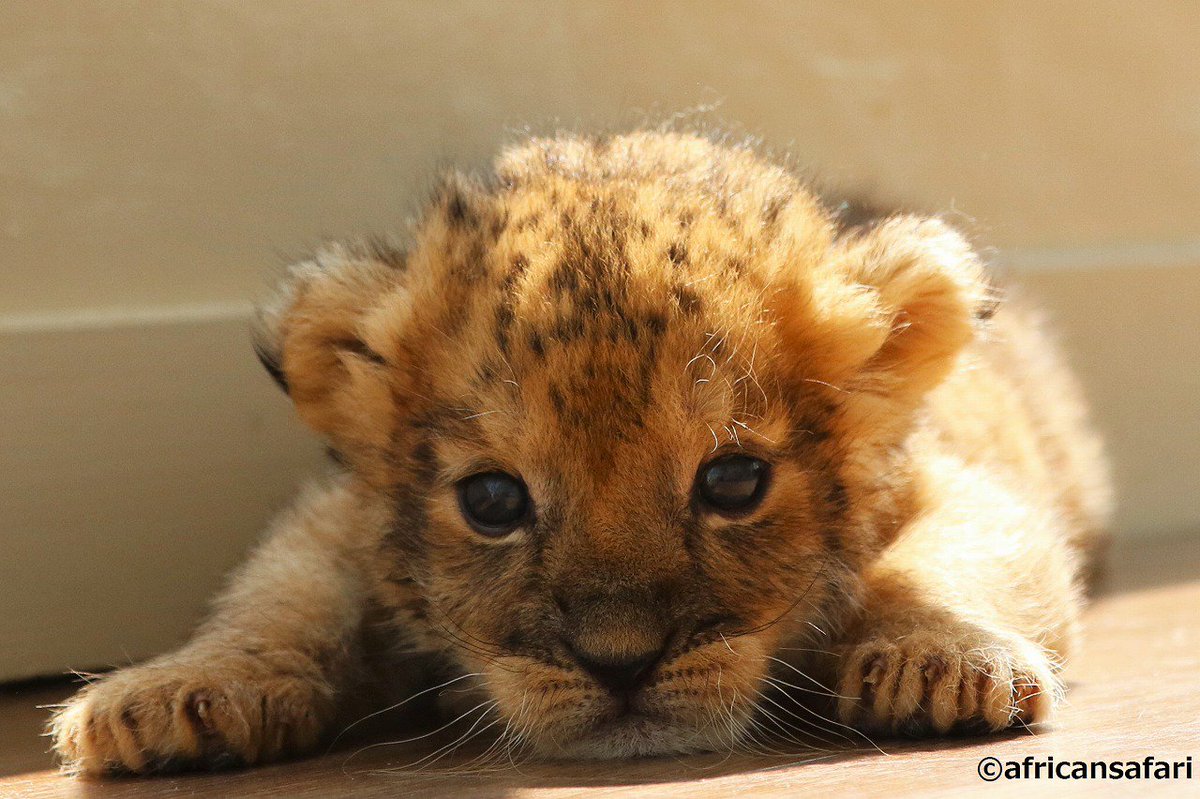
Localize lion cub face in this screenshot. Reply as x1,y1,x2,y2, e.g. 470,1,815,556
256,132,986,756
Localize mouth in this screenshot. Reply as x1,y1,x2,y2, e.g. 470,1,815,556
508,665,750,759
550,710,715,759
481,635,771,759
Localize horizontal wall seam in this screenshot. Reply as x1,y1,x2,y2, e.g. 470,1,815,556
3,244,1199,333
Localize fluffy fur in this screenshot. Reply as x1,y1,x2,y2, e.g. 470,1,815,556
52,130,1111,774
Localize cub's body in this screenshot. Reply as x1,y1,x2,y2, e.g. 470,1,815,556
53,131,1109,774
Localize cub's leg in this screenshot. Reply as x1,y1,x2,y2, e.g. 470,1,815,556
52,479,375,774
835,465,1083,735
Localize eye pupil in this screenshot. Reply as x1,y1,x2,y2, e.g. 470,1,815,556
459,472,529,535
698,456,769,513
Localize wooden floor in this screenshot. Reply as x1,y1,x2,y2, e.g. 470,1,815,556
3,535,1198,798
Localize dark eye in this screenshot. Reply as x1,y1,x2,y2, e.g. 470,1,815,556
457,472,530,536
696,455,771,514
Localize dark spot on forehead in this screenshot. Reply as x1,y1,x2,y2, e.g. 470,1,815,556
548,383,566,416
528,330,546,358
637,340,658,407
553,314,585,344
762,194,788,228
449,236,489,285
495,306,513,354
551,261,580,294
489,210,510,239
445,188,475,228
672,284,703,316
494,256,531,353
667,241,688,266
601,317,621,344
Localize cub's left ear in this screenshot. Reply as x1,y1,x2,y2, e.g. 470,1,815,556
840,216,991,398
784,216,992,406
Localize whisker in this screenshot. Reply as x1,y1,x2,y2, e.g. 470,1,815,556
398,708,505,773
752,713,843,756
723,560,832,641
756,682,859,748
326,671,484,752
773,645,839,656
764,655,844,697
339,698,498,769
761,677,888,756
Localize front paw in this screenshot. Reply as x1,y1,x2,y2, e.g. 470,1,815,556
835,626,1061,735
51,660,333,775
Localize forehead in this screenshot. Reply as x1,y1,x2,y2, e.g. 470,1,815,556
400,140,826,472
425,244,779,474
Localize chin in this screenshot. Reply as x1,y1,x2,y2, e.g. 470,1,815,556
535,713,729,760
512,683,754,760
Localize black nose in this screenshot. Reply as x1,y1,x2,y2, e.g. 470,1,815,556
572,648,662,693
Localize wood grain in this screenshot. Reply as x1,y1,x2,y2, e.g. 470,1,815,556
3,535,1197,798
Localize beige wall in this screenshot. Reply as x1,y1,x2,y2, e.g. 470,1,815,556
6,1,1200,314
2,1,1198,678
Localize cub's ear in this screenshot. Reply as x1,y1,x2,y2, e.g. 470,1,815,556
780,216,992,407
253,243,410,462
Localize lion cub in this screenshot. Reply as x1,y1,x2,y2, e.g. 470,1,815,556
53,131,1110,774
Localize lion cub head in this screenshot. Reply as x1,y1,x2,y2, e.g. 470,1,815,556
255,131,988,757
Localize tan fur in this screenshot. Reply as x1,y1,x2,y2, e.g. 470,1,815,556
52,131,1111,774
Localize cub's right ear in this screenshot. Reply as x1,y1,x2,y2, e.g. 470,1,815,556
252,243,411,462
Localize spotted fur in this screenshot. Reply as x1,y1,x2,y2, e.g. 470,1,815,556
52,131,1110,773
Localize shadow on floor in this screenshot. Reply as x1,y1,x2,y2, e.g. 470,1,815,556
57,724,1038,799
